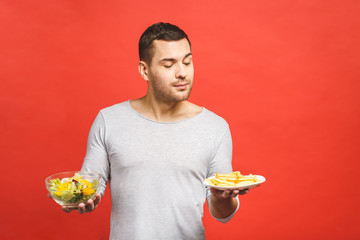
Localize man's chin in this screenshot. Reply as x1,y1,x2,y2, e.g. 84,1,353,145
176,89,192,101
154,89,192,103
174,92,191,102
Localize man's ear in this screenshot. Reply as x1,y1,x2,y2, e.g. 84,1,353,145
138,61,149,81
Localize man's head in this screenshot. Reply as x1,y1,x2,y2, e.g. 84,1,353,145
138,23,194,103
139,22,191,65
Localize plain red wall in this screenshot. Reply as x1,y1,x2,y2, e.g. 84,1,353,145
1,0,359,239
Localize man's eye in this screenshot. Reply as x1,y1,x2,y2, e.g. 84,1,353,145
164,65,173,68
184,59,192,65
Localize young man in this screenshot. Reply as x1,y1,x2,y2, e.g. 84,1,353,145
64,22,249,239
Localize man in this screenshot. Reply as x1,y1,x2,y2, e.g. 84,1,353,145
63,22,249,239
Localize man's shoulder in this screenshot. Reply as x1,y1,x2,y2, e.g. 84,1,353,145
200,107,229,130
186,101,226,123
99,100,131,117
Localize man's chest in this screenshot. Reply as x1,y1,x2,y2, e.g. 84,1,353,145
104,124,214,178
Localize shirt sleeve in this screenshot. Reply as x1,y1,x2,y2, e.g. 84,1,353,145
81,112,110,197
206,124,239,223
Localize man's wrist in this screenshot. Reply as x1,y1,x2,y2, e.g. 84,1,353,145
210,194,238,219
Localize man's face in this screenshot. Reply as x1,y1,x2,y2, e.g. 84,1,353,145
146,38,194,103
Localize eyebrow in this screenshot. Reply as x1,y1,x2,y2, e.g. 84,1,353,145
160,53,192,62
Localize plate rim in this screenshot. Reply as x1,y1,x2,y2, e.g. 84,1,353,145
203,174,266,190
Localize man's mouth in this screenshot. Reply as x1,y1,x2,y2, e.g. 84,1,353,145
174,83,188,90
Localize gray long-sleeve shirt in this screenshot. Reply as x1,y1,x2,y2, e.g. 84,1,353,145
81,100,237,240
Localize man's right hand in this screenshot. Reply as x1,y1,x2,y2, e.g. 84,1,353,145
48,193,101,214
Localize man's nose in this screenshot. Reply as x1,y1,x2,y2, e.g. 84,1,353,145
175,63,187,79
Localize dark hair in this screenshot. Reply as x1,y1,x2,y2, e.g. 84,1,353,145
139,22,191,64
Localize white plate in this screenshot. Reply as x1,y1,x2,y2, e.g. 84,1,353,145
203,175,266,190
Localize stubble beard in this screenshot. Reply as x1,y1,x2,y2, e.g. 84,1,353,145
151,82,193,103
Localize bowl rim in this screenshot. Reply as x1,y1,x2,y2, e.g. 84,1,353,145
45,170,100,186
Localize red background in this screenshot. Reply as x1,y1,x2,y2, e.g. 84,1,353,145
1,0,359,239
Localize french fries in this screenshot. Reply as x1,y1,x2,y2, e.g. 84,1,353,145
206,171,257,187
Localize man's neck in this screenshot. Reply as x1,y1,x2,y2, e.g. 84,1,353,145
130,96,202,122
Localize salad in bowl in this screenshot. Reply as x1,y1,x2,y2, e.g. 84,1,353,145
45,171,100,208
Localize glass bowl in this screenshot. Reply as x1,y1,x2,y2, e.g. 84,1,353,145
45,171,100,208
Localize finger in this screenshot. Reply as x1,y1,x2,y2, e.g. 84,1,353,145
231,190,240,198
239,189,250,195
78,203,86,214
62,205,72,213
86,199,95,212
222,190,231,198
210,188,223,197
93,193,101,206
209,187,218,194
